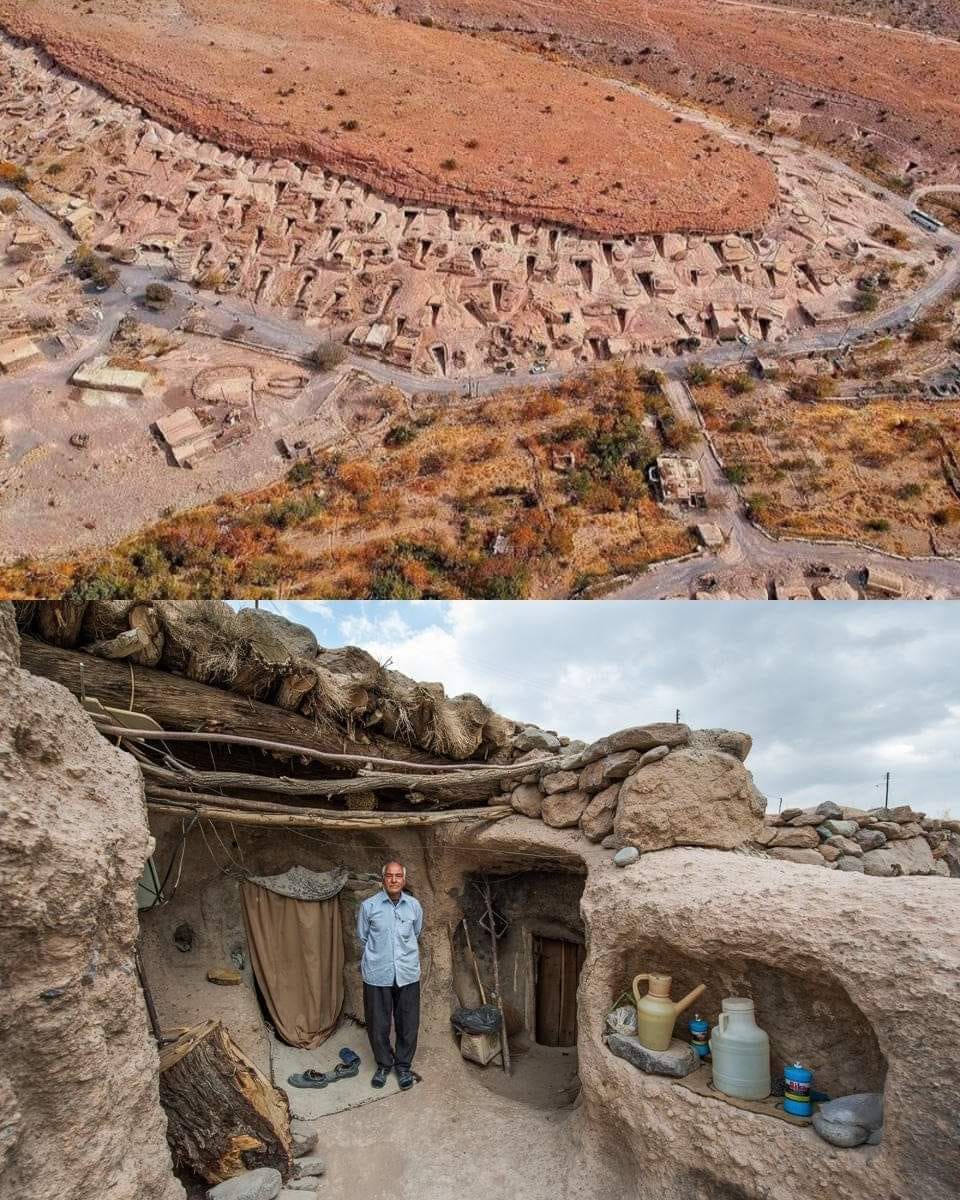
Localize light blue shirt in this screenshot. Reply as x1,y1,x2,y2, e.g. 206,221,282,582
357,890,423,986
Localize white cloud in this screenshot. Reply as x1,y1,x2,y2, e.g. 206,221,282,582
257,601,959,817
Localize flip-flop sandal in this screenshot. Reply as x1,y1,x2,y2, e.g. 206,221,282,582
288,1069,331,1089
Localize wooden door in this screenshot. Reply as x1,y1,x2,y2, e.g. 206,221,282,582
534,936,584,1047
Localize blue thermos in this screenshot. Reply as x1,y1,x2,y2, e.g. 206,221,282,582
783,1062,813,1116
689,1013,710,1058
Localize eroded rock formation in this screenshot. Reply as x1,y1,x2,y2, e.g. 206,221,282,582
573,844,960,1200
0,603,183,1200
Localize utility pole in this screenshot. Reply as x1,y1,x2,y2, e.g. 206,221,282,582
675,708,681,725
884,771,891,816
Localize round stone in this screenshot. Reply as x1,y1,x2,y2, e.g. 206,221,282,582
614,846,640,867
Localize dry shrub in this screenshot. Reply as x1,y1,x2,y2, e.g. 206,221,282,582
339,460,379,499
418,450,448,476
521,392,564,421
401,559,433,591
467,436,504,463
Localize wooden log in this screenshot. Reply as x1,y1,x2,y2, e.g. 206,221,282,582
158,1020,292,1184
135,754,545,804
146,793,514,829
19,637,445,767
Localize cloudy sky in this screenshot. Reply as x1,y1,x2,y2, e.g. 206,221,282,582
231,601,959,817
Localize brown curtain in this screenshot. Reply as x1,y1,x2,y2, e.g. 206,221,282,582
240,881,344,1049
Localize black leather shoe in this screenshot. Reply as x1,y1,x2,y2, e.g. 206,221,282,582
396,1067,414,1090
371,1066,389,1088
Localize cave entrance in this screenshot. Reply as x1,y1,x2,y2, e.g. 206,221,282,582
534,935,583,1048
456,868,586,1108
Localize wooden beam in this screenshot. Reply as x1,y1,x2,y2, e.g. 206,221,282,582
136,755,544,805
19,637,450,767
146,795,513,829
92,724,504,774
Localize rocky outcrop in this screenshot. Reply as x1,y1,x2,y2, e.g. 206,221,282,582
0,603,182,1200
614,746,766,852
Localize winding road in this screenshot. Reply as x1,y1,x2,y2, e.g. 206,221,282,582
4,82,960,595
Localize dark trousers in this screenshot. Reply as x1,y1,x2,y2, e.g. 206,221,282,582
363,979,420,1070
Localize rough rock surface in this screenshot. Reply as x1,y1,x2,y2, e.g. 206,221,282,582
580,783,621,842
541,770,579,796
578,750,639,793
0,603,183,1200
767,826,819,849
578,846,960,1200
768,847,829,866
689,728,753,762
207,1170,282,1200
615,747,764,852
584,723,691,763
883,836,936,875
605,1034,698,1079
541,789,590,829
862,849,903,877
509,783,543,819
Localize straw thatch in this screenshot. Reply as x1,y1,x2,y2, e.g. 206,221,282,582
14,600,519,762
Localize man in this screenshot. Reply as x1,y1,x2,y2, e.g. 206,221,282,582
357,859,423,1090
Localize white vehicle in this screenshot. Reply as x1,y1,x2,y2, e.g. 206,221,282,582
530,362,547,374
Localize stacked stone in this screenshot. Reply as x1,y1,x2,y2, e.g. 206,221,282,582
756,801,959,878
504,723,766,860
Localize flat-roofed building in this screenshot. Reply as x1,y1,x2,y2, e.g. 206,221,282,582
650,454,706,507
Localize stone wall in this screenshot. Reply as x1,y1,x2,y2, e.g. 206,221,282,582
756,800,959,877
0,603,183,1200
506,722,765,853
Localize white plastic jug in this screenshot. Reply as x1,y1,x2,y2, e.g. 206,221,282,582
709,997,771,1100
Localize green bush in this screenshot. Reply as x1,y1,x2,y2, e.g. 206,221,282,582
385,423,417,447
686,362,714,386
286,459,316,485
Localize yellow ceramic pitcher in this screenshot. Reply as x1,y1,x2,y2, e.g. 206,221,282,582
632,972,707,1051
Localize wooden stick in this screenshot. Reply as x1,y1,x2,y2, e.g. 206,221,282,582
146,797,513,830
135,943,164,1048
93,723,513,773
460,917,487,1006
134,755,544,805
482,875,511,1075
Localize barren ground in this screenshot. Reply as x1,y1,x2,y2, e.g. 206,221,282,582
0,0,776,236
759,0,960,39
383,0,960,182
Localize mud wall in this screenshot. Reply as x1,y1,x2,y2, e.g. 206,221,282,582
0,604,182,1200
572,843,960,1200
142,814,493,1073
